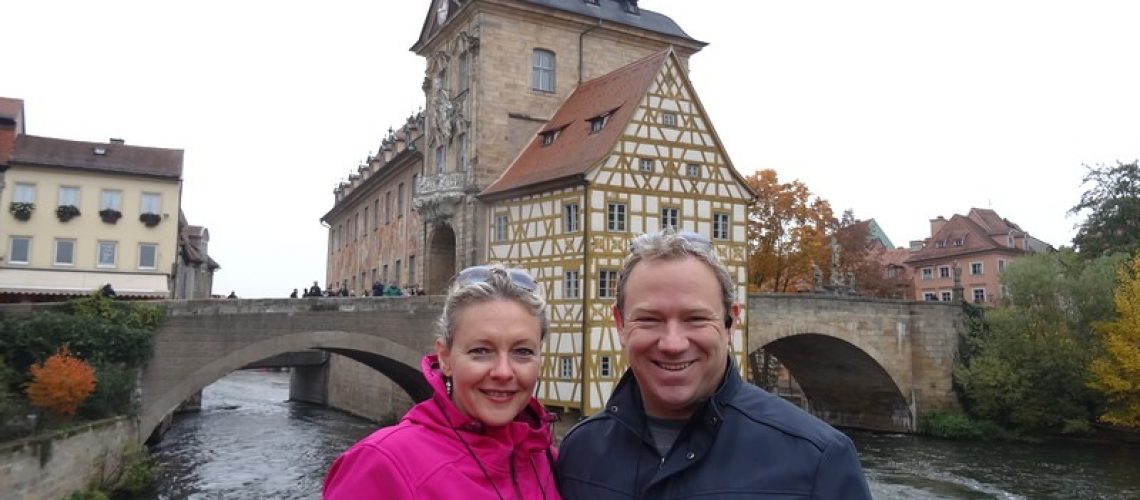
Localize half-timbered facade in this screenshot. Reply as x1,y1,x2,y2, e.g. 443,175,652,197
480,48,754,414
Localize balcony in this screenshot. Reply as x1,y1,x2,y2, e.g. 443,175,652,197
413,172,468,223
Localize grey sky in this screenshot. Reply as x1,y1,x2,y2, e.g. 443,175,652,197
6,1,1139,298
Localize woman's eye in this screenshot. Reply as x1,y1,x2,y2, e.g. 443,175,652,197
512,348,537,358
468,347,491,356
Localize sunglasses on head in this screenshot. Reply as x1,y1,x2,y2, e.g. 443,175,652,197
631,230,713,252
456,265,538,291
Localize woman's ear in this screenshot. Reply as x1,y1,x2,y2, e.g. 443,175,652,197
435,338,452,376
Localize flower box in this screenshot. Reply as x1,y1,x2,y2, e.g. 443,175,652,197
9,202,34,221
139,212,162,227
56,204,81,222
99,209,122,224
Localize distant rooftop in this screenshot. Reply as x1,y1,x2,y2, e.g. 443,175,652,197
11,135,183,179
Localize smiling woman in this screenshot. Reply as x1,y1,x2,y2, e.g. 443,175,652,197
324,264,560,500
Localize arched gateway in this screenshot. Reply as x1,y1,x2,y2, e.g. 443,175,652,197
140,297,443,442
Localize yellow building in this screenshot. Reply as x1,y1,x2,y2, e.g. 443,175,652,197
481,48,754,414
0,133,183,301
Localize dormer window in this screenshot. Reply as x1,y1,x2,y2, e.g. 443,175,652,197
541,130,558,146
953,238,964,246
587,108,619,134
94,147,107,155
935,240,945,248
625,0,640,15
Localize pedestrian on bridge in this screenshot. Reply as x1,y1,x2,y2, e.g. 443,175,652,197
556,229,872,499
324,264,559,499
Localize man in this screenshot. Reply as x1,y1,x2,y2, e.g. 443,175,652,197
558,230,872,499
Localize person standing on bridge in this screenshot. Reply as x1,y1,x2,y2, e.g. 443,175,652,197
324,264,559,500
556,229,871,499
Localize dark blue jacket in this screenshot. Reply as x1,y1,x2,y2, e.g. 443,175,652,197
557,358,872,499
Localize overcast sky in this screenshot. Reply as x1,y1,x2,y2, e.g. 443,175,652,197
6,1,1139,298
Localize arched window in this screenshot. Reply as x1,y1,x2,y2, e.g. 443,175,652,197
532,49,555,92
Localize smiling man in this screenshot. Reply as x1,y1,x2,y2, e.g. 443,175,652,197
557,230,872,499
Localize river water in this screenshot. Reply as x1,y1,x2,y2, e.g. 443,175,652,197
142,371,1140,499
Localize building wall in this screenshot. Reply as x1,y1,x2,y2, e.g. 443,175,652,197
1,164,180,296
0,417,136,500
912,251,1017,305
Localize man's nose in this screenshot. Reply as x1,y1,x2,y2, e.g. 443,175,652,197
656,321,690,353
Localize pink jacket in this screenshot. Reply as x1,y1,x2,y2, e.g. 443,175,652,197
324,354,560,500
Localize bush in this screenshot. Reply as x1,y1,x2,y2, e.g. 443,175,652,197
25,347,97,418
921,410,1006,440
79,363,137,420
113,444,157,495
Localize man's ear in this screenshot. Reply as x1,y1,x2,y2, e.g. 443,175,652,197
726,303,741,329
612,305,630,346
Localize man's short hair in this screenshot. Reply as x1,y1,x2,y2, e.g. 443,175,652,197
615,229,736,320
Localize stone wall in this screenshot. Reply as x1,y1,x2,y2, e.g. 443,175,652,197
0,417,136,499
326,354,415,424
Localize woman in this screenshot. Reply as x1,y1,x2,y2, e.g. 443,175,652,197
324,264,560,499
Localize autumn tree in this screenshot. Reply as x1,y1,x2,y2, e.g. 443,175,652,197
831,210,910,298
25,346,97,418
1070,160,1140,259
1088,254,1140,427
746,169,834,293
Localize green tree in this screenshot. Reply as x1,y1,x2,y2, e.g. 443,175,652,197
1070,160,1140,259
1089,254,1140,427
955,249,1125,432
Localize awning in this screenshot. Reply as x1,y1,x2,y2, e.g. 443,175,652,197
0,268,170,298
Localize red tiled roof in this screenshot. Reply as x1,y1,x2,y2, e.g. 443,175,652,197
879,247,912,268
481,48,671,198
11,135,182,179
967,207,1023,235
905,214,1008,264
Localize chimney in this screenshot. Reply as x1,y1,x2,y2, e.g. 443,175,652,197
909,240,925,252
929,215,947,236
109,138,125,145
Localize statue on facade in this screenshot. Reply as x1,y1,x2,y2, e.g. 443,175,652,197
812,263,823,292
829,236,842,287
432,77,455,143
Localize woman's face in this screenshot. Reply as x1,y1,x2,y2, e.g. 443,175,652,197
437,298,542,427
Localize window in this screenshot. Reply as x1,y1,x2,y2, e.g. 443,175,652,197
412,174,418,195
395,259,402,286
383,264,389,283
13,183,35,203
385,191,392,224
354,213,360,241
686,163,700,178
8,237,30,264
397,183,405,217
540,131,557,146
97,241,117,268
607,203,626,232
563,203,579,233
58,186,80,207
435,144,447,174
373,199,380,229
564,270,580,298
934,240,945,248
409,255,416,287
921,268,934,280
532,49,555,92
953,238,964,247
662,112,677,127
923,292,938,301
887,267,899,279
599,270,618,298
939,266,950,279
100,189,123,211
639,158,653,173
998,259,1005,272
940,291,953,302
973,288,986,304
661,207,679,230
713,212,730,240
1007,235,1015,248
138,243,158,269
457,134,467,170
599,355,612,377
364,207,370,231
970,262,983,275
559,356,573,378
54,239,76,266
141,193,161,214
494,213,509,242
458,51,471,93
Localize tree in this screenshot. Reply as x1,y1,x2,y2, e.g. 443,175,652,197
746,169,834,293
1070,160,1140,259
1088,254,1140,427
955,250,1125,432
832,210,910,298
25,346,98,418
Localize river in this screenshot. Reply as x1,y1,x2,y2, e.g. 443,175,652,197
141,370,1140,499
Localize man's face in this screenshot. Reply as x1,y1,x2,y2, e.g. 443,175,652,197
614,256,738,420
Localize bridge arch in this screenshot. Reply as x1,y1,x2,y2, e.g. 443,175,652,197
140,297,443,442
756,333,911,432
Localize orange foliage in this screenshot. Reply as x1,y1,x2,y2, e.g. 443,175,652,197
745,169,834,293
25,346,98,418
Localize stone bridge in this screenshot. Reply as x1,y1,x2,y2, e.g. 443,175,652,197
0,293,959,442
748,293,962,432
140,297,443,442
